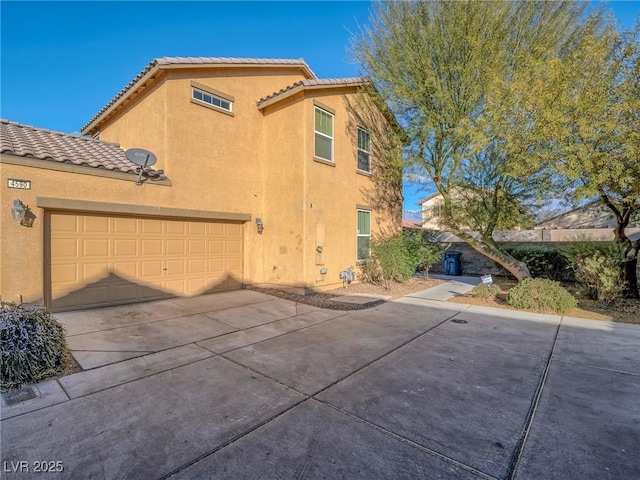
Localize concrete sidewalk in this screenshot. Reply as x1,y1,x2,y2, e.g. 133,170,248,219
407,274,480,300
1,287,639,479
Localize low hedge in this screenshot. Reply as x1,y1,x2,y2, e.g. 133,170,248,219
507,278,577,314
1,302,67,390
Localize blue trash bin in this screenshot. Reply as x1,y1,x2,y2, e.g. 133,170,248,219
444,251,462,276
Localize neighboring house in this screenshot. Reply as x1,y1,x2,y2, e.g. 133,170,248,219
418,192,444,230
1,57,400,311
535,201,639,230
419,191,476,230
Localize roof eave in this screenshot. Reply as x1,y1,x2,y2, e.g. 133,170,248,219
81,63,163,136
82,61,316,135
257,81,364,111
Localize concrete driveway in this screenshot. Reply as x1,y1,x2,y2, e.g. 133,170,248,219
1,289,639,479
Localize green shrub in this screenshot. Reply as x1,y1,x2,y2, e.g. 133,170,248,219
502,246,572,281
471,283,501,299
574,253,624,304
363,233,443,288
1,302,67,390
372,234,416,284
561,242,625,302
507,278,577,314
403,232,443,277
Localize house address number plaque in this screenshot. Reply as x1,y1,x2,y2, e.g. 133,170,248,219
7,178,31,190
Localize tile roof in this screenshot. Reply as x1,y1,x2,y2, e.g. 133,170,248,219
417,192,442,205
81,57,316,133
1,119,139,173
257,77,366,108
402,220,423,229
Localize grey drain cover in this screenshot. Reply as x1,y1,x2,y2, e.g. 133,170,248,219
451,319,468,324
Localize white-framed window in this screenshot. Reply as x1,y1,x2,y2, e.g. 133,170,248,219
315,107,334,161
192,88,233,112
357,209,371,261
357,127,371,172
430,203,443,218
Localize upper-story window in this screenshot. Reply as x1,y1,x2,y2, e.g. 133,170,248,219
357,127,371,173
193,88,232,112
190,81,235,116
315,107,334,162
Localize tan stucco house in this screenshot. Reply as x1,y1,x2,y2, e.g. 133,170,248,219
1,57,400,311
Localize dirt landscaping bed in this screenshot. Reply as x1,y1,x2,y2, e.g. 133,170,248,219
252,277,444,310
448,276,640,324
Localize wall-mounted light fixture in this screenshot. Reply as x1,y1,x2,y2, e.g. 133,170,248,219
255,217,264,234
11,200,27,223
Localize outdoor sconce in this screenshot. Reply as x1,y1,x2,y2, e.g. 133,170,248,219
255,217,264,234
10,199,34,227
11,200,27,223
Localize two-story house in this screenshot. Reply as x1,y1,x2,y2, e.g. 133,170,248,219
1,57,400,311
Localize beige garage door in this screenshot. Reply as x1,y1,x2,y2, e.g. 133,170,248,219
47,212,243,311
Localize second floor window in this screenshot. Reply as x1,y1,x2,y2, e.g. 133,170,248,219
315,107,333,161
193,88,232,112
357,128,371,172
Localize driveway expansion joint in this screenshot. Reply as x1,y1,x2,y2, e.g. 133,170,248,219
158,397,312,480
506,317,563,479
315,400,498,480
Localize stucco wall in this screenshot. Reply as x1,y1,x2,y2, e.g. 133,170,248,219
1,67,401,303
0,159,192,304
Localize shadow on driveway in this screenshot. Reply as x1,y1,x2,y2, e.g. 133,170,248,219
1,290,638,479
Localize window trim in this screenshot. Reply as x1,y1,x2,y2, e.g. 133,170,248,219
314,106,334,162
356,209,372,262
356,127,371,173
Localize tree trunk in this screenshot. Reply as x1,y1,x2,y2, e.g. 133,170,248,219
600,193,639,298
624,240,640,299
451,230,532,281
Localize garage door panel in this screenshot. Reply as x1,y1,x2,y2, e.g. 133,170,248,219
141,261,164,277
166,222,187,235
165,279,187,295
113,217,137,233
207,240,224,254
188,240,206,255
82,286,112,307
51,264,79,284
226,240,242,254
49,213,244,311
83,239,110,257
114,261,137,278
189,223,206,235
166,239,186,255
208,258,224,274
51,214,78,232
83,263,110,282
83,216,110,233
141,239,163,256
141,219,163,234
51,238,78,257
111,284,140,302
208,223,225,236
189,259,206,274
166,260,186,275
114,239,137,256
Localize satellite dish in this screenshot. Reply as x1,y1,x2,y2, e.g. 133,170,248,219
126,148,158,185
126,148,157,167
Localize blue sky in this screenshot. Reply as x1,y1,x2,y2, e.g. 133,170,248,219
1,1,638,216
